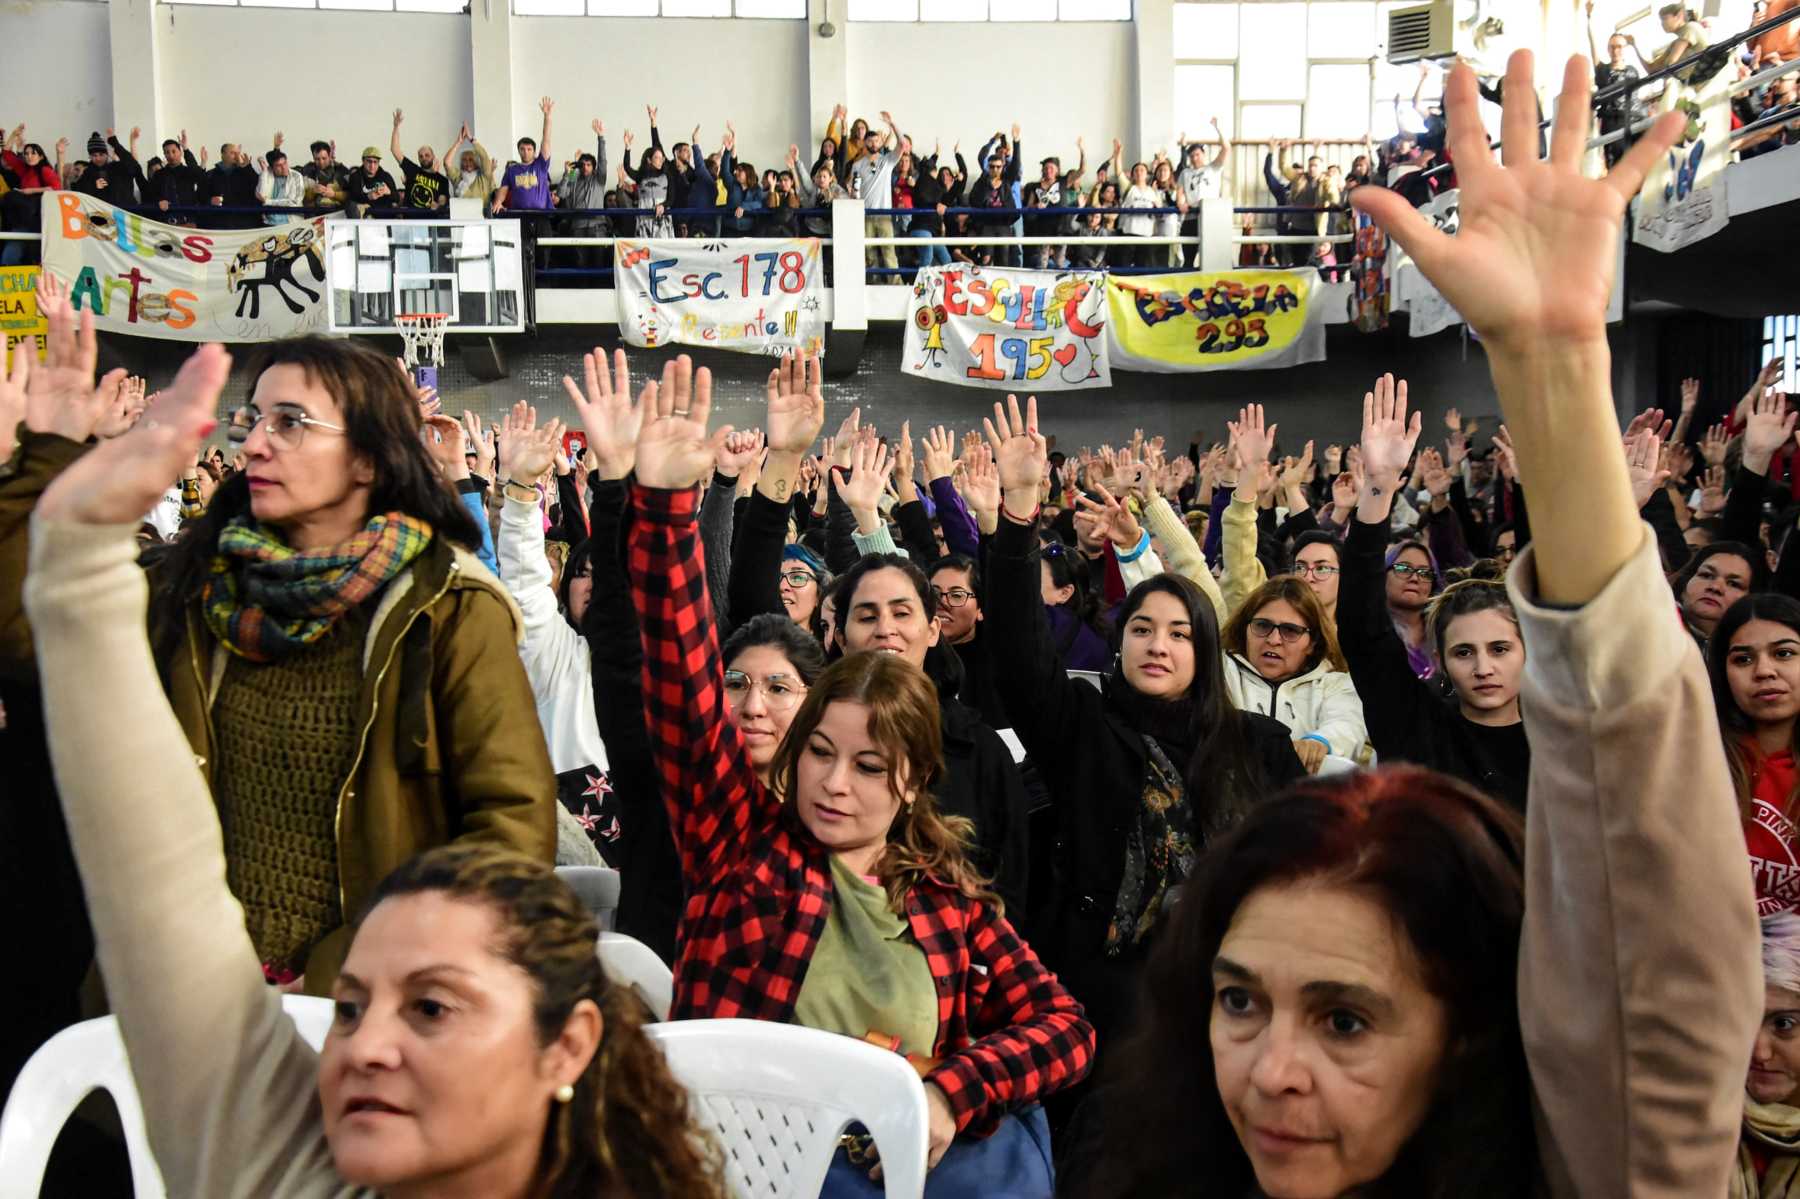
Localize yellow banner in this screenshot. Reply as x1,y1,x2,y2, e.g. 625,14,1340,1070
1,266,46,370
1105,267,1326,372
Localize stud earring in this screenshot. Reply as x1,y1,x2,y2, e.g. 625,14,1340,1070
555,1084,575,1104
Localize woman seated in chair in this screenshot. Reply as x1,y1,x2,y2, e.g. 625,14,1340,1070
628,351,1094,1194
20,348,726,1198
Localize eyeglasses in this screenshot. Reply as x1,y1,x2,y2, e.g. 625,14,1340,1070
779,569,819,590
723,670,806,711
1388,562,1433,579
931,586,975,608
227,403,346,451
1293,563,1340,579
1248,617,1312,644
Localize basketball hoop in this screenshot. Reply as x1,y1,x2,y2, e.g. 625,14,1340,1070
396,313,450,370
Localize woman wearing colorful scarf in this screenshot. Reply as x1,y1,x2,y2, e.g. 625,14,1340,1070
0,293,554,996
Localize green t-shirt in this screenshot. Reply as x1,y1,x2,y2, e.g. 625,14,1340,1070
793,856,939,1060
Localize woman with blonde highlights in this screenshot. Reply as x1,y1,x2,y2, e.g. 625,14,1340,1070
626,350,1093,1191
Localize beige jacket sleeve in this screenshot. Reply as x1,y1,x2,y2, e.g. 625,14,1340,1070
1140,494,1226,625
1219,492,1266,620
1510,525,1759,1199
25,518,355,1198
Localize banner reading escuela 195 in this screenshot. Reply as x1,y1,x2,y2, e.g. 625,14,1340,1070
39,192,329,341
1105,267,1326,372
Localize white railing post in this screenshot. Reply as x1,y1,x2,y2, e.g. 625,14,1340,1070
831,196,868,335
1198,197,1236,272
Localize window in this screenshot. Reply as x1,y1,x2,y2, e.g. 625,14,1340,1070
1174,64,1236,131
1239,103,1302,140
1767,316,1800,395
510,0,799,11
1173,2,1236,58
851,0,1127,18
1237,4,1307,100
1307,63,1372,137
1308,1,1374,57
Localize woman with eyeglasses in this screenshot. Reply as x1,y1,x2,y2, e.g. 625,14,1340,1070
1341,375,1530,811
1221,576,1368,774
0,312,555,996
1291,531,1344,619
626,355,1094,1192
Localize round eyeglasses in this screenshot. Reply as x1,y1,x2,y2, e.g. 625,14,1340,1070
723,670,806,711
931,586,975,608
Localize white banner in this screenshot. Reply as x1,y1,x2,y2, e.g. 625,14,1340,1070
902,265,1110,390
614,238,825,357
1633,67,1732,252
40,192,328,341
1389,189,1462,339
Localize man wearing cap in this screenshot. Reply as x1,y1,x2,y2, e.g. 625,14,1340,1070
344,145,400,218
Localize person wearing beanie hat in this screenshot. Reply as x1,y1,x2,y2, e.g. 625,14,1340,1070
71,129,143,205
343,145,399,218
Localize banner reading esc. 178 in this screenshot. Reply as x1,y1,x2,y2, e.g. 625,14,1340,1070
1106,267,1325,372
40,192,329,341
614,238,825,358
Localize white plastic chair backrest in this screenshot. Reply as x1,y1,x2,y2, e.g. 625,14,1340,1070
597,931,673,1021
646,1019,928,1199
1316,753,1360,777
284,993,336,1051
556,865,621,931
0,1016,168,1199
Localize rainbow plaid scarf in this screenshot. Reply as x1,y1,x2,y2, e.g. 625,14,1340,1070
201,512,433,663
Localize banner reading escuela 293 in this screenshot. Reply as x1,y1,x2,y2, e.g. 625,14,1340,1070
1105,267,1325,372
39,192,329,341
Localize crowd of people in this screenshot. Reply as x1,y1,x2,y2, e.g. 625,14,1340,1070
4,47,1800,1199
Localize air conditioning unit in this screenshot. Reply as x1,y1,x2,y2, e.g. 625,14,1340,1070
1385,0,1509,65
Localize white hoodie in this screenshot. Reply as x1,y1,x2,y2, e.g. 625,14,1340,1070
1221,652,1369,760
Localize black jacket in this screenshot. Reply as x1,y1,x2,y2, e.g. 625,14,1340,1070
987,513,1301,1043
204,163,261,227
155,150,207,212
582,478,683,963
931,673,1032,929
1339,515,1530,811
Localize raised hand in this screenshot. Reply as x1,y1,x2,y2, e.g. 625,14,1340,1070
1227,403,1277,487
1331,471,1357,514
422,413,470,481
1350,52,1684,355
764,350,826,455
1699,464,1729,516
92,372,141,439
982,393,1046,517
1419,447,1454,499
891,420,917,501
1699,421,1729,468
541,96,555,115
1624,430,1669,509
962,444,1002,526
921,425,957,482
1679,377,1700,414
1740,387,1796,474
497,401,564,483
1492,424,1518,483
831,406,861,470
633,355,731,491
560,346,641,480
1075,483,1143,548
460,410,493,479
1358,373,1422,486
716,427,765,476
25,274,109,444
1281,440,1316,490
592,118,604,136
39,345,233,526
836,435,892,532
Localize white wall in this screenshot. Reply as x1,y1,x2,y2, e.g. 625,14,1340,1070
846,21,1136,167
158,8,470,166
511,17,810,172
1,0,114,158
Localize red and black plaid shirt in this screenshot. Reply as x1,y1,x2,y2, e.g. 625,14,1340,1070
629,483,1094,1135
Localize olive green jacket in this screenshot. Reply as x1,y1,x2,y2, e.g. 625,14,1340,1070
1,427,555,991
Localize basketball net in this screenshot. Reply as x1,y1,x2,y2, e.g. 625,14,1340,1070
396,313,449,370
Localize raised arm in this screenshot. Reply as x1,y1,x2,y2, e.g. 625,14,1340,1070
391,108,406,170
1354,51,1757,1197
1210,116,1231,170
539,95,554,165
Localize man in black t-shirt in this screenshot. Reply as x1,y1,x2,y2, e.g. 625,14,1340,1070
390,109,449,212
344,147,400,217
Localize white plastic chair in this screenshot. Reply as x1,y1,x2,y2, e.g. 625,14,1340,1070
0,995,335,1199
557,865,621,931
647,1019,929,1199
597,930,674,1020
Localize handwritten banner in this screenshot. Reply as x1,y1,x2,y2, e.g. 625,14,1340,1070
902,265,1110,391
614,238,825,357
1105,268,1324,372
40,192,328,341
1634,66,1732,252
1,266,46,369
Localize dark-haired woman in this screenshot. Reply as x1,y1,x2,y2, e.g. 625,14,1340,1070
1040,538,1112,671
1710,593,1800,916
21,340,726,1199
626,355,1093,1190
1680,540,1767,653
1071,58,1759,1199
983,395,1303,1048
0,306,553,994
1340,374,1530,810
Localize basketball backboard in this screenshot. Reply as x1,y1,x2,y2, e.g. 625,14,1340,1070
326,218,526,335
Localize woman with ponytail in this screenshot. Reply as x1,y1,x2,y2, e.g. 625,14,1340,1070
20,345,723,1198
628,351,1093,1195
0,288,553,996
